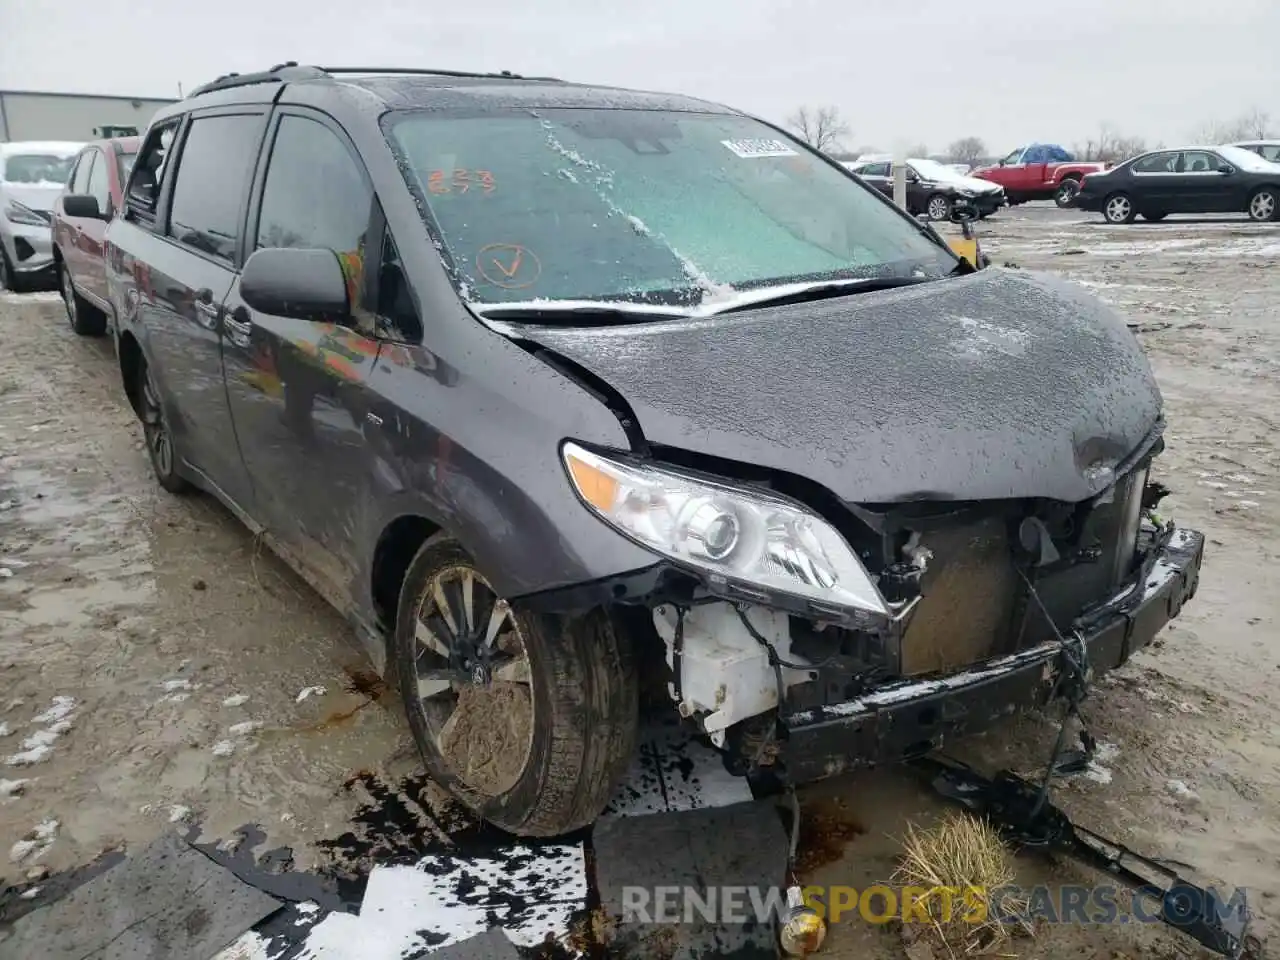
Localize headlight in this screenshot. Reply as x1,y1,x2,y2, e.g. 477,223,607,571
4,200,47,227
957,188,976,198
561,443,888,618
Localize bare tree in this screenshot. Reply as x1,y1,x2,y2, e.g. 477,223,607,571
786,106,850,153
948,136,986,165
1189,108,1275,144
1241,107,1273,138
1073,123,1144,163
906,143,930,159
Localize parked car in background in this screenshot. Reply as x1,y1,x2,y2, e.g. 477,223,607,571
51,136,140,335
1075,145,1280,224
846,157,1006,219
969,143,1107,207
1232,140,1280,163
0,141,83,292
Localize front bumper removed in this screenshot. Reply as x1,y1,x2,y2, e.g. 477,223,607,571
781,526,1205,782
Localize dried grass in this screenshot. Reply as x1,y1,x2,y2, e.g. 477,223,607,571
892,811,1033,956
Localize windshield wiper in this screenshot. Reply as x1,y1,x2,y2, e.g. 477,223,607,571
472,301,696,326
473,272,958,326
703,274,937,316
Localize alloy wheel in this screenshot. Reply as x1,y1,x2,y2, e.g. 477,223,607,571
1056,180,1079,205
1249,191,1276,222
140,367,174,477
928,196,950,220
412,565,534,797
1105,196,1132,223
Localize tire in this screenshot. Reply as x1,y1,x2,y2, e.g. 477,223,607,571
926,194,952,221
1142,212,1168,222
59,261,107,336
1103,193,1137,224
1054,177,1081,207
0,248,20,293
1247,187,1278,222
137,357,192,494
392,535,638,837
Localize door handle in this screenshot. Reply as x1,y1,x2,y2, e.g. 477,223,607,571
222,307,252,347
193,299,220,330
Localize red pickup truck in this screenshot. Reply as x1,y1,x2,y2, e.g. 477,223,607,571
970,144,1107,207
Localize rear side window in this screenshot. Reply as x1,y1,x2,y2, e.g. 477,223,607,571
126,121,180,221
168,114,263,262
71,152,94,194
1132,152,1177,174
87,150,110,210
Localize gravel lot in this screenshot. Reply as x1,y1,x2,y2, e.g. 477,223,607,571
1,203,1277,958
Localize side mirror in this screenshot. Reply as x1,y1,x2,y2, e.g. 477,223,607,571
63,194,107,220
1217,163,1233,174
241,247,351,323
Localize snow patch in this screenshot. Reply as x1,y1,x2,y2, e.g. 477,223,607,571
0,722,10,738
1,778,31,799
1083,741,1119,784
32,696,75,724
212,740,236,757
295,686,326,704
169,804,193,823
161,679,194,693
1166,779,1197,799
9,818,58,863
6,720,74,766
295,846,585,958
228,721,263,736
222,694,249,708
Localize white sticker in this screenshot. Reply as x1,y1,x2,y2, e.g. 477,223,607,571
720,138,798,159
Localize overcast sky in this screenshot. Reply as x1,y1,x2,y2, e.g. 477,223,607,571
2,0,1277,152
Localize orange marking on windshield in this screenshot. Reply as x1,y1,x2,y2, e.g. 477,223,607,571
477,244,541,290
426,169,496,195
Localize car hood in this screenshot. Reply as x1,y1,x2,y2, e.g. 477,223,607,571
2,183,63,213
929,173,1003,195
956,174,1004,194
511,269,1163,504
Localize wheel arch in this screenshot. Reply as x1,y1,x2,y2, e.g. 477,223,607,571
117,329,144,418
369,512,443,637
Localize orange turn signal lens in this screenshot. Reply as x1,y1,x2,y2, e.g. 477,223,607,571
565,449,619,512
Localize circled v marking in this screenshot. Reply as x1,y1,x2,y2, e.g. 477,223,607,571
477,243,541,290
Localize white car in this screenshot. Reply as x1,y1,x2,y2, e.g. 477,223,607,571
1,141,83,291
1231,140,1280,164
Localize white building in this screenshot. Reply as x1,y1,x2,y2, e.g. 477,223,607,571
0,90,175,143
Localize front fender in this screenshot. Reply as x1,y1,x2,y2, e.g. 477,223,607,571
360,339,662,606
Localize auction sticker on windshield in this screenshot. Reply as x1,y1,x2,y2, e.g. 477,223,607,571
721,138,798,159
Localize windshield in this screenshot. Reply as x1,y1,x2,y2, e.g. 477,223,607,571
910,158,966,183
3,153,76,185
1218,145,1279,172
385,109,953,311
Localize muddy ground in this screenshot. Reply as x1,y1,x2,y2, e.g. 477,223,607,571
1,203,1277,959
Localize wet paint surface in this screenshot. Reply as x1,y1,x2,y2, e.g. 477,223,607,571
2,204,1280,958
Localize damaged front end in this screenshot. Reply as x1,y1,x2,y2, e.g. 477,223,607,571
562,430,1203,785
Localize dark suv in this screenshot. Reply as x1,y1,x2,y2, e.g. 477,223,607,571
104,63,1204,837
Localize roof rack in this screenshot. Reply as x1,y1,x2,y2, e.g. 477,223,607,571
186,62,562,99
187,62,326,98
320,67,564,82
